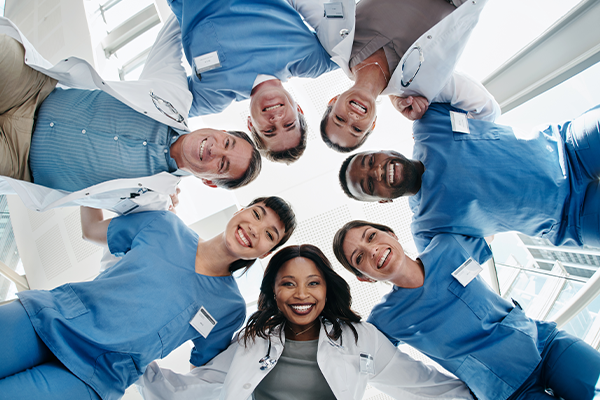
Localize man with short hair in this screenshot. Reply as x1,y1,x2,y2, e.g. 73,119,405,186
339,73,600,250
0,15,261,214
168,0,348,164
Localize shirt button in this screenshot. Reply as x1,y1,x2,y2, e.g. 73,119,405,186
114,136,118,141
82,129,86,134
164,149,168,153
143,141,147,146
49,122,54,127
243,383,251,389
427,35,433,39
340,29,349,38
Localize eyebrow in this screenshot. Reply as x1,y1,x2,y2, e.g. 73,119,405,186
257,205,280,239
349,227,368,264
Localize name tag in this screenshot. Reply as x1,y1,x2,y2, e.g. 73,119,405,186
450,111,470,134
113,199,139,215
324,2,344,18
194,51,221,75
359,353,374,374
190,306,217,338
451,257,482,287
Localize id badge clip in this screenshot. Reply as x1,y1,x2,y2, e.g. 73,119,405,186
190,306,218,338
359,353,375,374
451,257,483,287
450,111,470,134
324,2,344,18
194,51,221,80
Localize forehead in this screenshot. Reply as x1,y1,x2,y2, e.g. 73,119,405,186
277,257,322,278
326,117,361,149
261,125,301,152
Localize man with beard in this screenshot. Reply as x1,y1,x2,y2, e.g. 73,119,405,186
339,73,600,251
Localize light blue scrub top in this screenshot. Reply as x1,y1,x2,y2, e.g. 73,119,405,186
18,211,246,400
409,103,583,252
367,234,556,400
169,0,339,116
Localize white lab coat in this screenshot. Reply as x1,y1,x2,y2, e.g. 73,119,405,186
138,321,473,400
289,0,492,112
0,14,191,214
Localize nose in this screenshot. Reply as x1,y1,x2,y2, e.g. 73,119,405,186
369,164,384,181
295,285,309,299
247,224,257,238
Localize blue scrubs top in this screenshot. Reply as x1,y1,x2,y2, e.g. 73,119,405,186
169,0,339,116
18,211,245,400
367,234,556,400
409,103,584,251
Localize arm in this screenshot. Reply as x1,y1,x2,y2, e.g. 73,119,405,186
80,206,112,246
366,323,473,399
431,71,501,122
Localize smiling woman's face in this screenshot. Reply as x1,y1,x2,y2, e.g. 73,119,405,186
274,257,327,335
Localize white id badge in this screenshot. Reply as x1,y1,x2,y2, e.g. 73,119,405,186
113,199,139,215
194,51,221,75
189,306,217,338
324,2,344,18
451,257,483,287
450,111,470,134
359,353,375,374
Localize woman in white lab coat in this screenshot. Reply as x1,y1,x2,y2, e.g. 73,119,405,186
139,244,473,400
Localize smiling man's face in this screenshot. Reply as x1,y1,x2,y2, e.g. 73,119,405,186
325,89,377,150
346,150,420,201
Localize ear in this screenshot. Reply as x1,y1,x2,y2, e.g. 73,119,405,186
378,199,393,204
357,275,376,283
258,251,272,260
201,179,218,188
296,104,304,115
247,116,253,132
328,95,339,106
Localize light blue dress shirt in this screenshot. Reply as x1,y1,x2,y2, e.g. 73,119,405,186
30,88,180,192
18,211,246,400
169,0,339,116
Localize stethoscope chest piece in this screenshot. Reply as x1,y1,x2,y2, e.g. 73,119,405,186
259,340,277,371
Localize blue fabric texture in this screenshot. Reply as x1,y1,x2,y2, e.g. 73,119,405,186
409,102,600,251
17,211,246,400
30,88,179,192
367,234,559,400
169,0,339,116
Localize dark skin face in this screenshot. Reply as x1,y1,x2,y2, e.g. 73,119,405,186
346,150,423,201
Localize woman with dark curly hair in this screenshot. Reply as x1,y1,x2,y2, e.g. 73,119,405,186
139,244,472,400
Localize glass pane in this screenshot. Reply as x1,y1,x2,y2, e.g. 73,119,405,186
547,282,600,340
102,0,155,32
113,25,161,67
504,271,549,312
0,196,23,302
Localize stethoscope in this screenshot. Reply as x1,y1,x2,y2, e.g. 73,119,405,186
149,90,188,128
400,45,424,88
258,325,344,371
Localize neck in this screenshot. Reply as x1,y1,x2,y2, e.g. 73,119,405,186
250,78,283,97
169,136,183,168
390,257,425,288
407,160,425,195
285,319,320,341
350,48,390,97
195,234,239,276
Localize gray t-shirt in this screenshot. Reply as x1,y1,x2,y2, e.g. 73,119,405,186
254,339,336,400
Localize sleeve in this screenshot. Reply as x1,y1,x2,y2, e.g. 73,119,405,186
285,0,325,31
187,78,236,117
107,211,167,257
431,71,501,122
189,305,246,367
418,234,493,276
137,341,239,400
364,323,473,399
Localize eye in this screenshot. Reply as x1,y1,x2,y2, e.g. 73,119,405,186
356,253,363,265
368,179,374,194
369,154,375,167
281,281,294,287
266,231,274,241
335,115,345,123
353,126,362,133
264,128,274,133
219,158,225,172
225,138,230,149
368,232,375,242
252,209,260,219
284,122,295,128
308,280,320,286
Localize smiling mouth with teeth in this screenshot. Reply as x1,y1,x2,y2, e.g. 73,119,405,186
290,304,313,314
199,139,207,161
263,104,284,112
350,100,367,114
378,249,391,268
237,228,250,247
388,163,395,185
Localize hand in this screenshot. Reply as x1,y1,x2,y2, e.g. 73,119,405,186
168,187,181,214
389,95,429,120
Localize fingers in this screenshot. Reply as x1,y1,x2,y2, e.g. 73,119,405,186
168,187,181,214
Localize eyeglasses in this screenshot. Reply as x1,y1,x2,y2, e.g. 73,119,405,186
150,90,188,128
400,45,424,88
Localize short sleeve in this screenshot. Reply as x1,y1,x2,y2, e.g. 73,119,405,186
419,234,493,276
107,211,169,256
189,306,245,367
